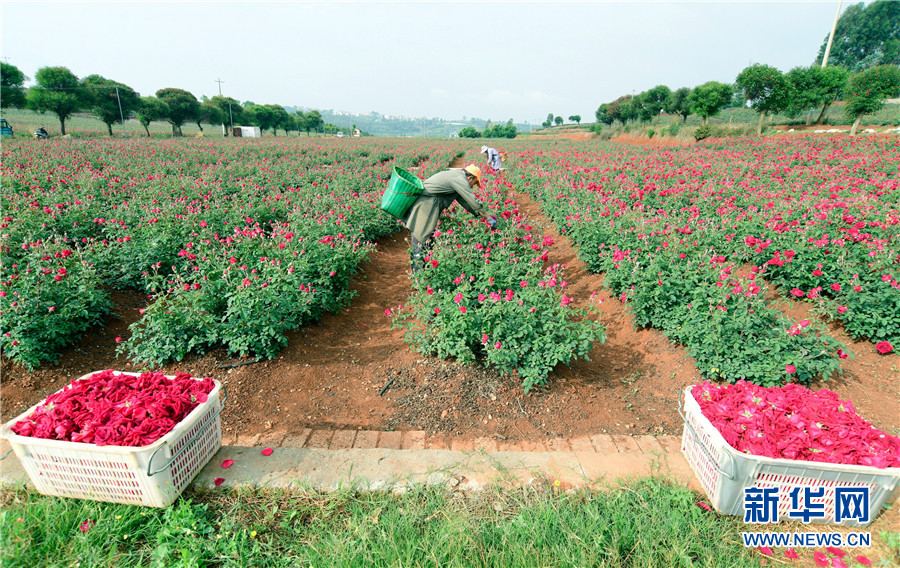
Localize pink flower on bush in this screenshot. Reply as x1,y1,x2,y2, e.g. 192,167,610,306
875,341,893,354
494,342,501,349
791,288,804,298
836,306,847,314
785,364,796,374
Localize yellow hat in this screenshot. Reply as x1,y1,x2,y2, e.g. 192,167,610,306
464,164,483,187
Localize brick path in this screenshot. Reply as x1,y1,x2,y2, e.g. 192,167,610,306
230,429,683,455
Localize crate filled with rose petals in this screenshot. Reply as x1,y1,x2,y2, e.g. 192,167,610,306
0,369,224,507
680,381,900,526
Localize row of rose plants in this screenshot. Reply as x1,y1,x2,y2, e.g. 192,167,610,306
511,136,897,386
393,168,606,392
1,137,465,368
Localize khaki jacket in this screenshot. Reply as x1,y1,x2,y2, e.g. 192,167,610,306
401,169,484,242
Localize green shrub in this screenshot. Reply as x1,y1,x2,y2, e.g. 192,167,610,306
1,240,112,369
647,128,655,139
694,124,711,141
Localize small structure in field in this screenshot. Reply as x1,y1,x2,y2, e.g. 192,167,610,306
231,126,261,138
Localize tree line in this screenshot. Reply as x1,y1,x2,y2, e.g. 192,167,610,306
0,64,339,137
593,1,899,137
458,119,518,139
593,63,898,137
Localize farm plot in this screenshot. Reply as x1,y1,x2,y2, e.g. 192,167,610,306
0,137,454,368
1,135,897,444
514,136,899,387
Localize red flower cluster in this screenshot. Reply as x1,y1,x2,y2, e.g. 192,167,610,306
692,381,900,468
10,370,215,447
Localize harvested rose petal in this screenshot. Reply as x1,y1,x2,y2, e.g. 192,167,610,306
826,547,845,558
758,546,773,556
831,558,847,568
221,459,235,469
813,551,829,567
79,519,94,533
10,370,215,447
691,381,900,468
261,448,273,456
784,548,798,559
855,555,871,566
696,501,712,511
214,477,225,486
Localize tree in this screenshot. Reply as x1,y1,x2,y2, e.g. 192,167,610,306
196,101,226,133
814,1,900,72
299,109,323,135
595,103,615,126
1,62,27,109
813,66,851,125
136,96,170,137
785,66,850,124
458,126,481,138
244,104,275,134
687,81,733,124
568,115,581,124
554,115,563,126
26,66,87,135
208,95,242,133
844,65,900,136
155,88,200,136
483,119,517,139
619,96,639,124
642,85,673,124
81,75,140,136
546,113,555,127
670,87,692,123
735,64,793,135
266,104,292,136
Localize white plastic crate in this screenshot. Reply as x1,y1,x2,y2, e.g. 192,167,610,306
679,385,900,526
0,371,224,508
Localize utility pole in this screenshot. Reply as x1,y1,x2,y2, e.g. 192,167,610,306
115,86,127,138
821,0,842,68
808,1,843,124
215,78,225,96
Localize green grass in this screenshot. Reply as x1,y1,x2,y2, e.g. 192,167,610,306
1,477,763,568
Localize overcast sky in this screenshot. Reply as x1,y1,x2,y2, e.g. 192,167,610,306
2,1,849,124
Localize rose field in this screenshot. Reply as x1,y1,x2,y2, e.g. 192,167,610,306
1,134,898,447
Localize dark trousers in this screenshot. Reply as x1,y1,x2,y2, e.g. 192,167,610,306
410,235,432,273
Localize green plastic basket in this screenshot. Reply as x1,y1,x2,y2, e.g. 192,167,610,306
381,167,424,218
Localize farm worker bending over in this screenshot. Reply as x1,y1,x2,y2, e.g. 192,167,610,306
402,164,496,272
481,145,504,171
